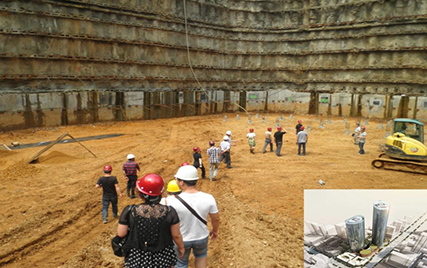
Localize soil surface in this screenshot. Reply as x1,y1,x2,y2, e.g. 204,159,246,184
1,113,426,268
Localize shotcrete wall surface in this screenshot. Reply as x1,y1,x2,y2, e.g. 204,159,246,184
1,0,427,130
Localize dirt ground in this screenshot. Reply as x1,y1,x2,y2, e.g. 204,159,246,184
1,113,426,268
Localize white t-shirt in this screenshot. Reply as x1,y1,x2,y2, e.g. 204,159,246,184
359,131,367,143
159,195,177,205
246,133,256,139
220,140,231,152
168,191,218,241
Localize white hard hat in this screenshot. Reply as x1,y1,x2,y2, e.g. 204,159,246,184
223,135,230,140
127,153,135,160
226,130,232,135
174,165,199,181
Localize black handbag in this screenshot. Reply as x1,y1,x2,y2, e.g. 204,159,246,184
111,205,134,257
111,235,128,257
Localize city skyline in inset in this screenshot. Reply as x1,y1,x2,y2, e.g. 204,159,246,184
305,190,427,232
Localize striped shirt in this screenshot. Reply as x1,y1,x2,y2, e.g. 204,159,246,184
207,146,221,163
122,161,140,176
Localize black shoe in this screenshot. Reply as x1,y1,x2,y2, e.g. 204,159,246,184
130,195,136,199
227,166,233,169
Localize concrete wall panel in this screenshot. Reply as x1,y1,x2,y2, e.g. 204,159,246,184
360,95,386,119
318,93,330,116
0,94,25,112
416,97,427,123
246,91,266,111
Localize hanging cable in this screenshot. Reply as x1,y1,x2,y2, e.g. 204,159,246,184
182,0,248,113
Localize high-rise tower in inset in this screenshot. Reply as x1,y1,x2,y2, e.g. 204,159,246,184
345,215,365,252
371,201,390,248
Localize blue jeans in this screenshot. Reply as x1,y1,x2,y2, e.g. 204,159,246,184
175,236,209,268
359,141,365,154
298,143,306,155
262,139,273,153
102,196,118,221
276,142,282,156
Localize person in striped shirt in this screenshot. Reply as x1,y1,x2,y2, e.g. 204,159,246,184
206,140,221,181
122,153,140,199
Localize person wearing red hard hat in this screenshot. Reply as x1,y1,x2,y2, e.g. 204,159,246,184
122,154,140,199
206,140,221,181
192,146,206,179
296,126,308,156
262,127,274,153
246,128,256,154
358,126,367,155
116,173,185,267
296,120,303,134
274,126,287,157
95,165,122,224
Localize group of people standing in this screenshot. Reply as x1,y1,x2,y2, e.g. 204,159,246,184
191,130,235,182
352,123,367,154
245,120,309,157
96,157,219,268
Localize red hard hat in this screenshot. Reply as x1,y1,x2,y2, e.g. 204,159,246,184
181,162,190,166
300,126,305,130
103,165,112,172
277,127,282,131
361,126,366,130
267,127,272,131
136,173,164,196
298,120,302,124
209,141,215,146
249,128,254,132
193,146,200,152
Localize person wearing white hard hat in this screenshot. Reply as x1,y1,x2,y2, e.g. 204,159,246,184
168,165,219,268
219,135,232,169
122,154,140,199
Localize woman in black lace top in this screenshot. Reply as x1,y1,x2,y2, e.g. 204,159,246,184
117,173,184,268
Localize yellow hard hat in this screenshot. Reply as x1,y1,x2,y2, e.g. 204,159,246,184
167,180,181,193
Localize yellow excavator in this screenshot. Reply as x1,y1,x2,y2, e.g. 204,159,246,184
372,118,427,174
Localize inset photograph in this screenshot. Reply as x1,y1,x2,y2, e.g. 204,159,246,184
304,190,427,268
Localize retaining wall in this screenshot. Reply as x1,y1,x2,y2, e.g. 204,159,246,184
1,0,427,130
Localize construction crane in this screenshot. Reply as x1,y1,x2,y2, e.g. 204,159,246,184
372,118,427,174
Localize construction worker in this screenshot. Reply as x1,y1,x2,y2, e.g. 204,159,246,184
122,153,140,199
296,126,308,156
206,140,221,181
95,165,122,224
168,165,219,268
160,180,182,205
274,127,287,157
296,120,303,134
220,136,232,169
358,127,367,154
117,174,185,267
246,128,256,154
352,123,361,145
193,147,206,179
262,127,273,153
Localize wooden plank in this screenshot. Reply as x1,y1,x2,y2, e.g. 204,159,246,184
28,133,69,163
0,144,12,151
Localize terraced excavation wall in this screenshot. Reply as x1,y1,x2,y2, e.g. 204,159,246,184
1,0,427,130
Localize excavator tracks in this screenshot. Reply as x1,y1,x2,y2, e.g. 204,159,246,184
372,153,427,174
